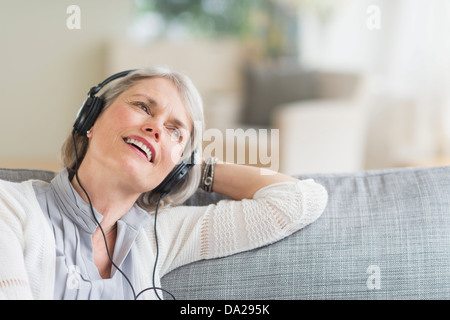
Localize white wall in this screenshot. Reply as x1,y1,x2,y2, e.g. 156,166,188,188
105,37,246,131
0,0,133,170
298,0,450,169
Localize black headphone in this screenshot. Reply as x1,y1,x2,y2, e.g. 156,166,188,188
73,70,195,198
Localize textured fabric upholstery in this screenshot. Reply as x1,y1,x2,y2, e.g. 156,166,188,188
165,166,450,299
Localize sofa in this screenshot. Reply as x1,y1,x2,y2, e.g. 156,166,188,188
1,165,450,300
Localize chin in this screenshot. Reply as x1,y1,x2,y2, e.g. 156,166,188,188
117,159,154,188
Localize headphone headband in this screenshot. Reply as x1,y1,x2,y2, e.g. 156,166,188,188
87,70,136,96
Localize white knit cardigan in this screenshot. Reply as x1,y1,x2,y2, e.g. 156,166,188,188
0,178,328,300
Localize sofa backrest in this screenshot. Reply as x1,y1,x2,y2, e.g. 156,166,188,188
0,168,56,183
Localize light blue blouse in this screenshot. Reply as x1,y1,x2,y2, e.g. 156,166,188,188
32,168,151,300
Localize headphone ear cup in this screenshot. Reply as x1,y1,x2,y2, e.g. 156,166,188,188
153,162,192,196
153,150,196,197
73,70,135,136
73,96,104,136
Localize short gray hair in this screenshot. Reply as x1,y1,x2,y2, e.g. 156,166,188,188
61,66,205,211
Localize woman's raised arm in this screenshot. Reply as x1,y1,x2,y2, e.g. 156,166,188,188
205,160,299,200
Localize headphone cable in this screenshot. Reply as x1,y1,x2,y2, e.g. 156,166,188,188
72,129,175,300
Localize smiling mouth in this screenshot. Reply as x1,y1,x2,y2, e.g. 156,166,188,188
124,138,153,162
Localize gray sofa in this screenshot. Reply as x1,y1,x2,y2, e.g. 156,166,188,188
1,165,450,299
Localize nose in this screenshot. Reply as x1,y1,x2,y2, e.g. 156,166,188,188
144,121,162,141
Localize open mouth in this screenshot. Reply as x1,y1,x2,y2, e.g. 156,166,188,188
124,137,153,162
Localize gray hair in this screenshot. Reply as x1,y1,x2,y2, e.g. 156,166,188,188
61,66,205,212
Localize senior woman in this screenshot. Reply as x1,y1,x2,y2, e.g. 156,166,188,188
0,66,328,300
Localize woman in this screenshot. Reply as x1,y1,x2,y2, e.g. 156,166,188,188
0,66,328,300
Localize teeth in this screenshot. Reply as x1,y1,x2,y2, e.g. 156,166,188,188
125,138,152,162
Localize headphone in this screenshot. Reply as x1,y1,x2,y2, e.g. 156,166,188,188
73,69,196,198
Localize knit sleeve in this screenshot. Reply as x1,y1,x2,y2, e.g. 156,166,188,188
0,180,55,300
0,216,33,299
0,182,34,299
200,179,328,259
156,178,328,276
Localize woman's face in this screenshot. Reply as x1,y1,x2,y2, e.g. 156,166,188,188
84,77,192,194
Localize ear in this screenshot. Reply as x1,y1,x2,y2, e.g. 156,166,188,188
86,127,93,138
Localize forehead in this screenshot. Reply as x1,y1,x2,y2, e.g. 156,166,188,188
127,77,182,106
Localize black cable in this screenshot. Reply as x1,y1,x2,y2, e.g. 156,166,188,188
136,195,175,299
138,194,163,300
71,129,175,300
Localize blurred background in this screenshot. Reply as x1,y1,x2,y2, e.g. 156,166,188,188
1,0,449,174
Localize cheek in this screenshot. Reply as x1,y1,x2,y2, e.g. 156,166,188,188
110,107,138,127
93,107,127,134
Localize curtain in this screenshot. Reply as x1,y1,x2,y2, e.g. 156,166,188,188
378,0,450,165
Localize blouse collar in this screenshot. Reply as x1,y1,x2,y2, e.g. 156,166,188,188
50,168,150,234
